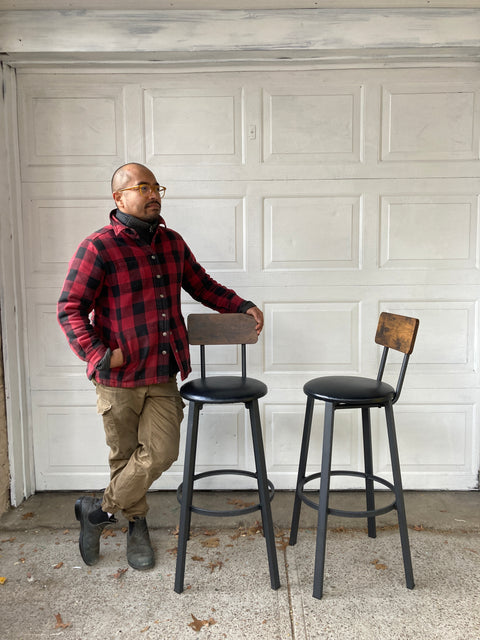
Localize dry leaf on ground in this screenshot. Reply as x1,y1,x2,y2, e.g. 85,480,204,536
206,561,223,573
54,613,71,629
110,568,128,579
227,498,255,509
276,536,289,551
201,538,219,548
188,614,217,632
230,522,263,541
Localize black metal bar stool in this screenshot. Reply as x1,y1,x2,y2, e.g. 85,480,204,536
174,313,280,594
289,312,419,599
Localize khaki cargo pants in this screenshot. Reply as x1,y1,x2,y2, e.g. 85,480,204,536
94,378,185,520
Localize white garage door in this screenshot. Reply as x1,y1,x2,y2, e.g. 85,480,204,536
16,64,480,491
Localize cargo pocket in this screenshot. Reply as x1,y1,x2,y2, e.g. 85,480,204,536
96,397,112,416
175,396,186,423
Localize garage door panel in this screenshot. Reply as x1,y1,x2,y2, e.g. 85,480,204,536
376,403,476,490
380,194,479,270
166,194,246,271
263,195,362,271
26,289,93,392
264,301,360,374
262,84,364,165
18,75,128,182
381,83,480,162
379,300,477,374
31,391,110,491
22,193,113,288
144,85,245,166
265,403,359,490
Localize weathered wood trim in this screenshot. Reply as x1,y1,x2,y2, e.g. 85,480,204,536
0,62,33,506
0,9,479,58
0,318,9,514
1,1,480,9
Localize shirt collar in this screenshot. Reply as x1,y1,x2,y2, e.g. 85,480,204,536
115,209,160,234
110,209,166,236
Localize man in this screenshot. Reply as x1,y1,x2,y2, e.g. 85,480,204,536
57,162,263,571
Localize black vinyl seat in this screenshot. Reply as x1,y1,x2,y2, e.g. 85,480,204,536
304,376,395,405
180,376,267,404
174,313,280,594
289,312,420,599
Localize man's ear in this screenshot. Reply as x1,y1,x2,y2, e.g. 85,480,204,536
112,191,123,208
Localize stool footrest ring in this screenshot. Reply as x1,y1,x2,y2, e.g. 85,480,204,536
177,469,275,518
298,470,397,519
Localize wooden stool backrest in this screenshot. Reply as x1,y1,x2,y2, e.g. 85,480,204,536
375,312,419,356
187,313,258,346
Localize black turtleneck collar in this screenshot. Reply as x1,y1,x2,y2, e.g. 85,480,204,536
115,209,160,244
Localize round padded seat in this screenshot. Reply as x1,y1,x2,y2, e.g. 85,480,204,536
304,375,395,405
181,376,268,404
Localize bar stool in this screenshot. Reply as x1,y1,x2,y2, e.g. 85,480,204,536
289,312,419,599
174,313,280,594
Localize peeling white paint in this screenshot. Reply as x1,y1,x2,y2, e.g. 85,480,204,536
0,9,479,56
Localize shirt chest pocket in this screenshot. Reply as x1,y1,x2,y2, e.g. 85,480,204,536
107,255,150,295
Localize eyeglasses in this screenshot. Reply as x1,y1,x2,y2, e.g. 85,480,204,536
116,183,166,198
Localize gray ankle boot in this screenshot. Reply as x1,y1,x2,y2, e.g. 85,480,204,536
127,517,155,570
75,496,116,566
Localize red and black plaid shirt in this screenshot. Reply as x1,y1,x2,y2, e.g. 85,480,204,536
57,211,248,387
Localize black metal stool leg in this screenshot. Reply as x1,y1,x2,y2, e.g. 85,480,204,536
248,400,280,590
289,395,315,546
362,407,376,538
174,401,201,594
312,401,335,600
385,402,415,590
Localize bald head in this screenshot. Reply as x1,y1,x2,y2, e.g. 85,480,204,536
111,163,162,223
111,163,150,193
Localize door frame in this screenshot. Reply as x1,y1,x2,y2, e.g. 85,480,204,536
0,62,34,506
